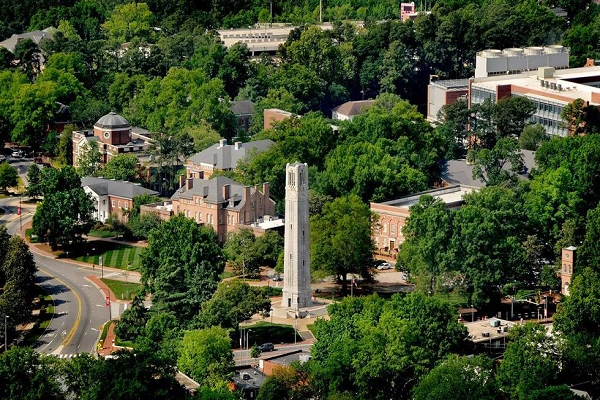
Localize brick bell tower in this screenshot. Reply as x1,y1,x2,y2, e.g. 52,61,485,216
561,246,576,296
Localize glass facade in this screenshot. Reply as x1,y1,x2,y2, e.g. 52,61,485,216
471,87,496,105
524,96,568,137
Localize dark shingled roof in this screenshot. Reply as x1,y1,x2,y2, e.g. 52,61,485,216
0,28,53,53
171,176,254,208
94,112,131,130
332,100,376,117
230,100,255,116
188,139,274,170
82,177,158,199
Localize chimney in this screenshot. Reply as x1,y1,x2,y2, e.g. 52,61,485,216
262,182,269,199
219,138,227,148
222,184,230,200
179,174,185,189
186,177,193,191
243,186,251,203
235,141,242,150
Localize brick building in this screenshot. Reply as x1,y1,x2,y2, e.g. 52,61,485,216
185,139,274,180
141,176,276,243
370,185,478,258
82,177,159,223
72,112,152,167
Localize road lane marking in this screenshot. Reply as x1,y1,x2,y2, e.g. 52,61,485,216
38,268,82,350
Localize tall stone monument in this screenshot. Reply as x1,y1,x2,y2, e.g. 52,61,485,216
281,162,312,309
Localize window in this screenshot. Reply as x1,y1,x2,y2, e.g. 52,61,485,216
259,197,262,205
390,224,395,234
206,213,210,224
124,203,128,210
219,215,223,224
112,200,115,207
118,201,122,208
383,223,388,233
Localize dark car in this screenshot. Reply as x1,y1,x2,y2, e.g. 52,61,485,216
258,342,275,352
272,274,283,281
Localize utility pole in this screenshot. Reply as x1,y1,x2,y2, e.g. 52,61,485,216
4,315,8,351
320,0,323,23
269,0,273,28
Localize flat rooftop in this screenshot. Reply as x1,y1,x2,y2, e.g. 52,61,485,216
472,66,600,105
464,318,515,343
378,185,479,209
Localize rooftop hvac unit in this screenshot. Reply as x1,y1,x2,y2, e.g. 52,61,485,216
540,80,545,87
551,82,557,90
557,84,563,91
482,332,490,338
489,319,500,328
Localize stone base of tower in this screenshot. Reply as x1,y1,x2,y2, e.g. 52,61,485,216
281,288,312,309
271,300,329,319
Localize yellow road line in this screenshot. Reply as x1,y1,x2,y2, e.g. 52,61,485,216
38,268,82,348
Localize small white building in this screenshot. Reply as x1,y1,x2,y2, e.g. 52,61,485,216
331,100,375,122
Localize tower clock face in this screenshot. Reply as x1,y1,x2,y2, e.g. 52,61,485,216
104,131,110,139
566,253,570,259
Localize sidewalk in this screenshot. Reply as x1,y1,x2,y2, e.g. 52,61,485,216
86,276,121,358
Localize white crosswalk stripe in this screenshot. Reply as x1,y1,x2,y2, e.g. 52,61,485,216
57,354,80,359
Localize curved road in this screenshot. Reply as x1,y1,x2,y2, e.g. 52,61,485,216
2,200,109,358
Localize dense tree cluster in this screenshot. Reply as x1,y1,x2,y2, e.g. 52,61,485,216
0,231,37,345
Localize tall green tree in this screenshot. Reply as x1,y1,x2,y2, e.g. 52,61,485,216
412,355,497,400
102,154,141,182
140,215,224,324
0,348,62,400
223,228,260,278
102,2,154,44
310,194,375,294
76,140,101,177
194,279,271,330
178,326,234,388
114,295,149,341
26,163,42,199
0,162,18,191
496,323,564,400
32,167,94,249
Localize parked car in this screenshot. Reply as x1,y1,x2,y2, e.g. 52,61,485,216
272,274,283,281
258,342,275,352
11,150,23,158
0,155,5,162
377,262,392,270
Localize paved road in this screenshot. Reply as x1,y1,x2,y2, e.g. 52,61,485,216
1,199,110,357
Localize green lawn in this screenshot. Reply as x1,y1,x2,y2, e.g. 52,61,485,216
101,278,142,301
433,290,469,307
25,228,39,243
73,242,143,270
88,229,118,238
100,321,111,342
237,321,303,348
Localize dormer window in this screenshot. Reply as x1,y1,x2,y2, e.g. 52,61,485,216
104,131,110,139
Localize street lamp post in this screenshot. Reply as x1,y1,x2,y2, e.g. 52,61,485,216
100,255,103,279
4,315,8,351
270,307,274,325
246,329,252,361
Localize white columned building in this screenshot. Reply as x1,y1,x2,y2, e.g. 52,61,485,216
281,162,312,309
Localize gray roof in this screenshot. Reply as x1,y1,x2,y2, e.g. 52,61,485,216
431,78,470,89
188,139,274,170
82,177,158,199
230,100,255,116
439,149,536,187
0,27,53,53
171,176,252,207
94,112,131,130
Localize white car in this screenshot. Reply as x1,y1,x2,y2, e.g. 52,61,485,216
11,150,23,158
377,262,392,270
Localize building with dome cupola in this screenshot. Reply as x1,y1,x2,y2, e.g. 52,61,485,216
72,112,153,167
